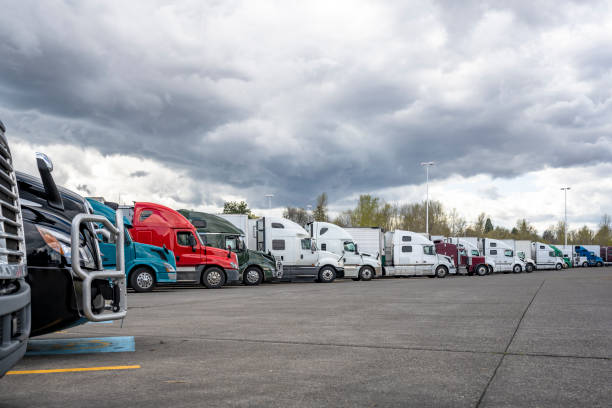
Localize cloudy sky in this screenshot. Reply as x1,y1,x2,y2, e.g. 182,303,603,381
1,0,611,232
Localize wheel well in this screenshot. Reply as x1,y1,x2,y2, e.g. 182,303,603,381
320,264,338,273
200,264,227,283
128,264,156,285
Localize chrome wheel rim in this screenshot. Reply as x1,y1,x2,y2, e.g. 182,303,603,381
362,269,372,279
207,270,222,286
321,269,333,281
246,270,259,284
136,272,154,289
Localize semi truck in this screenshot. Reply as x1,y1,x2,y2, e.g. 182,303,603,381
128,202,240,288
549,244,571,268
18,157,127,337
88,199,177,292
178,210,282,285
530,242,565,270
446,237,496,274
306,221,381,281
383,230,456,277
434,241,490,276
0,121,29,377
253,217,344,282
344,227,385,260
478,238,526,273
574,246,604,267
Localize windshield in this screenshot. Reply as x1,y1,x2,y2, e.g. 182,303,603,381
517,251,525,260
423,245,435,255
344,241,356,252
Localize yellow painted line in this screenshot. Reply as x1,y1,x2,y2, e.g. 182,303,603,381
6,365,140,375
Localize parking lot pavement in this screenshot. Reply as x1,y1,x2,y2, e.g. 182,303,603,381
2,268,611,407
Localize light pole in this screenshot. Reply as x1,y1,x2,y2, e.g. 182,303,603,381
561,187,570,250
420,162,435,235
264,194,274,210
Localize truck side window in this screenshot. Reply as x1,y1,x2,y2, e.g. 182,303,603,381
139,210,153,222
225,238,238,250
549,251,555,257
402,245,412,253
471,250,480,256
402,236,411,242
490,242,497,247
272,239,285,250
504,250,513,257
344,242,356,252
423,245,435,255
540,245,545,249
177,231,195,247
320,227,328,235
321,243,327,251
490,250,497,255
271,223,284,229
301,238,312,250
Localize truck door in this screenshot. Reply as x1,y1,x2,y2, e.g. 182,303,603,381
421,245,438,274
396,243,416,275
174,230,202,281
299,238,319,267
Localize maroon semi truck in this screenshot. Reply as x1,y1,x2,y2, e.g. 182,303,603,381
435,242,489,276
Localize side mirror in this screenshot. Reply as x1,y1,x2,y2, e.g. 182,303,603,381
36,152,64,210
188,235,197,252
163,244,169,254
227,245,232,258
354,244,359,255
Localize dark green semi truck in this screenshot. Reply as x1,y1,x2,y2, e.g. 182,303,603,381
178,210,282,285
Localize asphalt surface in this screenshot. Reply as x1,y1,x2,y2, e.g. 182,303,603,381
2,267,611,407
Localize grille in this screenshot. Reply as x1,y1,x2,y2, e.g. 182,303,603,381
0,129,26,277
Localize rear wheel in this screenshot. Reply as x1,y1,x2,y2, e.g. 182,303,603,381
202,267,226,289
526,264,534,273
476,265,488,276
318,266,336,283
512,264,522,274
435,266,448,278
358,266,374,281
243,267,263,286
130,267,156,293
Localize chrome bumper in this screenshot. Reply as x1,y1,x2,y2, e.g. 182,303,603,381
71,211,127,322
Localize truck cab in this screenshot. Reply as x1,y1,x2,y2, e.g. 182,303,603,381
530,242,564,270
129,203,239,288
549,244,571,268
87,199,177,292
479,238,525,273
178,210,282,286
306,221,381,281
254,217,343,283
0,121,29,377
383,230,456,278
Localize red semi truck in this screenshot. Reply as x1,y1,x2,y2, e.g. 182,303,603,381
129,202,240,288
435,241,490,276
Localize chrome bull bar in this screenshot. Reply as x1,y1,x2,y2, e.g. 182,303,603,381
70,211,127,322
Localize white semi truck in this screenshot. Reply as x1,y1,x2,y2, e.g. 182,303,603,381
530,242,564,270
478,238,526,273
253,217,344,283
502,240,536,272
306,222,381,281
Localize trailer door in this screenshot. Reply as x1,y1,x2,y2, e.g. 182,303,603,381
256,218,266,252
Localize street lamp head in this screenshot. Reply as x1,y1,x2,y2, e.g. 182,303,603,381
420,161,435,166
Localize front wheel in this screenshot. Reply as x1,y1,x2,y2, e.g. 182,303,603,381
555,263,563,270
596,262,603,267
476,265,488,276
513,264,522,274
318,266,336,283
202,267,226,289
130,267,156,293
435,266,448,278
526,264,534,273
358,266,374,281
243,267,263,286
582,262,588,268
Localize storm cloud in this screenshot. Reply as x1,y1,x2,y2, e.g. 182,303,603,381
0,0,611,213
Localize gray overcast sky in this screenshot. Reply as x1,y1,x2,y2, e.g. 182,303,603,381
1,0,611,231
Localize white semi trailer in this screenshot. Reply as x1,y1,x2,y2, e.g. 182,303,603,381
253,217,344,282
306,222,381,281
478,238,526,273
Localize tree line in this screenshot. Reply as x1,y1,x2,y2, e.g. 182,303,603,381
222,194,612,246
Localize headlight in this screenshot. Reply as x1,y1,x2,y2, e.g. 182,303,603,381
163,262,175,273
36,225,95,269
230,262,238,269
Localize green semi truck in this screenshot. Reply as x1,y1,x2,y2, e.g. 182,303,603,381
178,210,282,285
549,244,571,268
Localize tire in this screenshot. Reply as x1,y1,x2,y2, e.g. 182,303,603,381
476,265,488,276
582,262,588,268
243,267,263,286
435,266,448,278
130,267,156,293
318,266,336,283
202,267,226,289
358,266,374,281
525,264,534,273
512,264,522,274
555,263,563,270
596,262,603,267
488,265,494,274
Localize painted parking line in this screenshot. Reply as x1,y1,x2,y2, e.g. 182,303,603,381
6,365,141,375
26,336,135,356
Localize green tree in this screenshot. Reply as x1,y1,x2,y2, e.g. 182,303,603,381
572,225,594,244
594,214,612,246
313,193,329,222
223,201,256,219
484,218,494,234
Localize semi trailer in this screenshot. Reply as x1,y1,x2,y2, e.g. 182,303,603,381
128,203,240,288
88,199,177,292
0,121,29,377
306,221,381,281
178,210,282,285
344,227,385,260
600,246,612,265
478,238,526,273
254,217,344,283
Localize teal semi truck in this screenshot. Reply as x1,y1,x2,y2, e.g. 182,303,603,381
178,210,282,285
549,244,571,268
87,199,177,292
574,245,604,267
